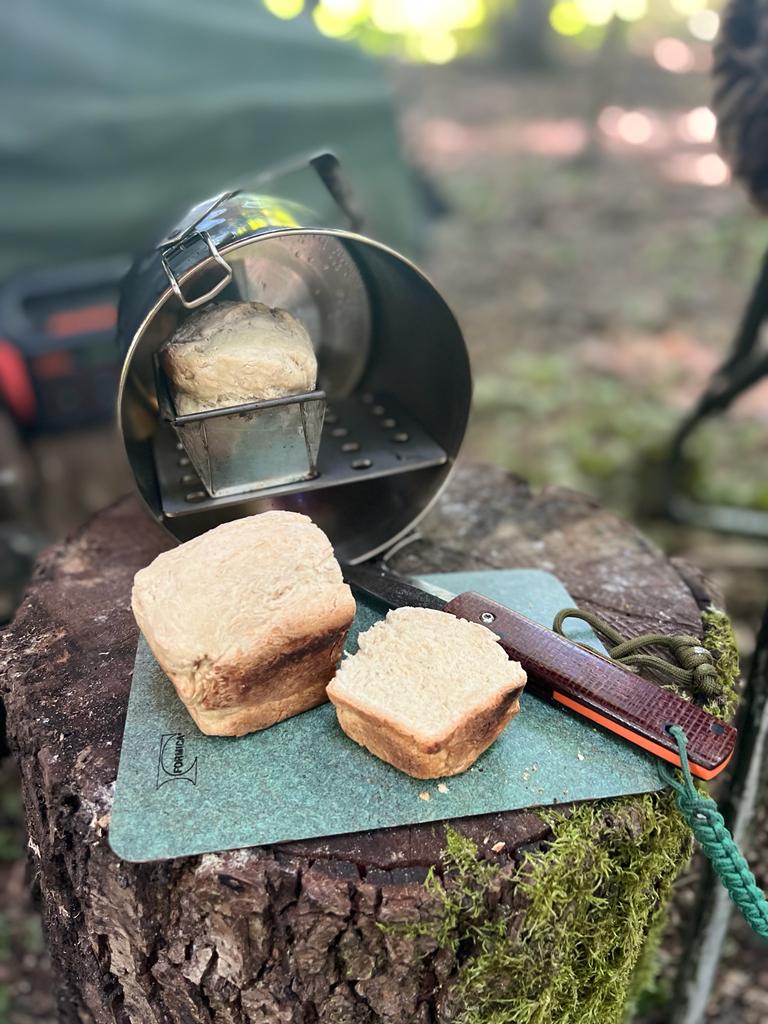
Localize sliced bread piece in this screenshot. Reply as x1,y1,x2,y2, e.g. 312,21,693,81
131,511,355,736
327,606,526,778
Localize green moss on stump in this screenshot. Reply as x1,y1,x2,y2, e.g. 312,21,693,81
701,607,740,719
404,801,690,1024
388,608,739,1024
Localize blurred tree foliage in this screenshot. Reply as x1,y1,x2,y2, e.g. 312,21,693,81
263,0,724,65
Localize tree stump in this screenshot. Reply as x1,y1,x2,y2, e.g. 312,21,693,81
0,464,732,1024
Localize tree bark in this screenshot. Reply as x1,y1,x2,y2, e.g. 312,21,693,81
0,464,718,1023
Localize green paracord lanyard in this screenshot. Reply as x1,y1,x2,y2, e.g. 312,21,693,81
659,726,768,939
553,608,722,700
554,608,768,941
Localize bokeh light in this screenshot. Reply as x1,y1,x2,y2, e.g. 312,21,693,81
696,152,730,185
663,151,731,186
615,0,648,21
437,0,485,30
653,37,695,73
263,0,305,19
321,0,367,14
420,31,459,63
680,105,717,143
617,109,655,145
670,0,709,13
313,6,353,36
262,0,723,64
688,9,720,41
368,0,481,33
550,1,588,37
597,106,667,147
579,0,616,26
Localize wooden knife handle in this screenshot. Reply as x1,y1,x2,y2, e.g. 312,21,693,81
444,592,736,780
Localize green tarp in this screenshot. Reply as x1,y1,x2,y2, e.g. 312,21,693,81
0,0,419,278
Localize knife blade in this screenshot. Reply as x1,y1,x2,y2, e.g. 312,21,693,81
341,561,736,781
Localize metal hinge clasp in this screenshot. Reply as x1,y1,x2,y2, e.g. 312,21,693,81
160,231,233,310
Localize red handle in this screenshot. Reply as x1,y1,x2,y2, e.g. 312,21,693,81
444,592,736,780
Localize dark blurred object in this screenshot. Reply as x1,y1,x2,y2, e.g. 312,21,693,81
0,524,44,626
714,0,768,211
0,260,133,626
410,164,452,221
496,0,556,70
0,0,420,280
661,2,768,535
0,258,125,629
662,250,768,536
0,409,43,626
0,258,127,433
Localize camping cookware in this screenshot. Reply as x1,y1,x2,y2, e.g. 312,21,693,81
117,154,471,562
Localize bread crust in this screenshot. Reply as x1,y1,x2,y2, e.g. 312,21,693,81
131,511,356,736
332,681,523,778
161,301,317,415
185,629,348,737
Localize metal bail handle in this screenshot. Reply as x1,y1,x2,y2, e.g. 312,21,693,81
161,232,233,310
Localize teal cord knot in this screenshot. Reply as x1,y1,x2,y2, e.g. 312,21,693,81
659,725,768,941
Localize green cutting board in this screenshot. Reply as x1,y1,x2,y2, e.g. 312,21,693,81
109,570,663,862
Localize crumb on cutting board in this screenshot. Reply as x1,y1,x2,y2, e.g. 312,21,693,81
437,782,448,794
419,791,430,801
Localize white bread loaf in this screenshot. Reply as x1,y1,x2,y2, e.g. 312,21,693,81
161,301,317,415
131,511,355,736
327,606,526,778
